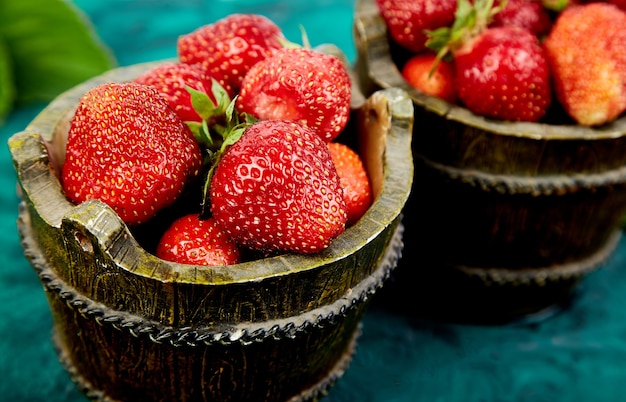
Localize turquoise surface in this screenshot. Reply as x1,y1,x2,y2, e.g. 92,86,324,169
2,1,626,401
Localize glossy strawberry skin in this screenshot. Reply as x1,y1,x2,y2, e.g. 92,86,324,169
236,47,352,142
209,120,347,255
401,52,457,103
328,142,372,227
177,14,284,95
375,0,457,53
454,27,551,122
543,3,626,126
156,214,241,266
133,62,218,123
61,83,203,225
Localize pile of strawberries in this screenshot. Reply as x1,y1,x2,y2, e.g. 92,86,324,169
61,14,373,266
376,0,626,126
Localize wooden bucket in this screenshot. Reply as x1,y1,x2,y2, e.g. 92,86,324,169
8,61,414,400
354,0,626,323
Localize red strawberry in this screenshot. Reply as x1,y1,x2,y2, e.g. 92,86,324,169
133,62,228,123
543,3,626,126
209,119,347,255
401,52,457,103
133,62,233,147
61,82,203,225
490,0,552,37
375,0,458,53
455,27,551,122
236,47,352,142
328,142,372,226
156,214,241,266
428,0,552,122
177,14,285,95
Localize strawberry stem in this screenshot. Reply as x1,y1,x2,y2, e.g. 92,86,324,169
299,25,311,49
425,0,508,74
182,78,256,218
277,25,311,49
198,95,254,219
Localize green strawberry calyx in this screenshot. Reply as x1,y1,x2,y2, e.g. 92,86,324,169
185,79,231,149
187,83,256,218
426,0,508,70
541,0,569,12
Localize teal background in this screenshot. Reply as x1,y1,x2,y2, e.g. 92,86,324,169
2,1,626,401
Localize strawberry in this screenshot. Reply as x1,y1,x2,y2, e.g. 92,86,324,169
156,214,241,266
427,0,552,122
208,119,347,255
133,61,226,123
454,27,551,122
543,3,626,126
177,14,285,95
375,0,458,53
61,82,203,225
133,62,233,149
328,142,372,226
489,0,552,37
236,47,352,142
401,52,457,103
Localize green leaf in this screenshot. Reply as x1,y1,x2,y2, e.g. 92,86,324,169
188,85,218,121
0,36,15,123
541,0,569,11
0,0,116,105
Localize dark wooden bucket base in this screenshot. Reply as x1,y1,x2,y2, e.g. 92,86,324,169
18,204,404,401
374,227,620,325
52,323,360,402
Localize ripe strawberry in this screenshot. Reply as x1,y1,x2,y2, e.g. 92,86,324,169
209,119,347,255
490,0,552,37
401,52,457,103
156,214,241,266
61,82,203,225
133,62,227,123
455,27,551,122
375,0,457,53
328,142,372,226
427,0,552,122
236,47,352,142
133,62,233,148
543,3,626,126
177,14,285,95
